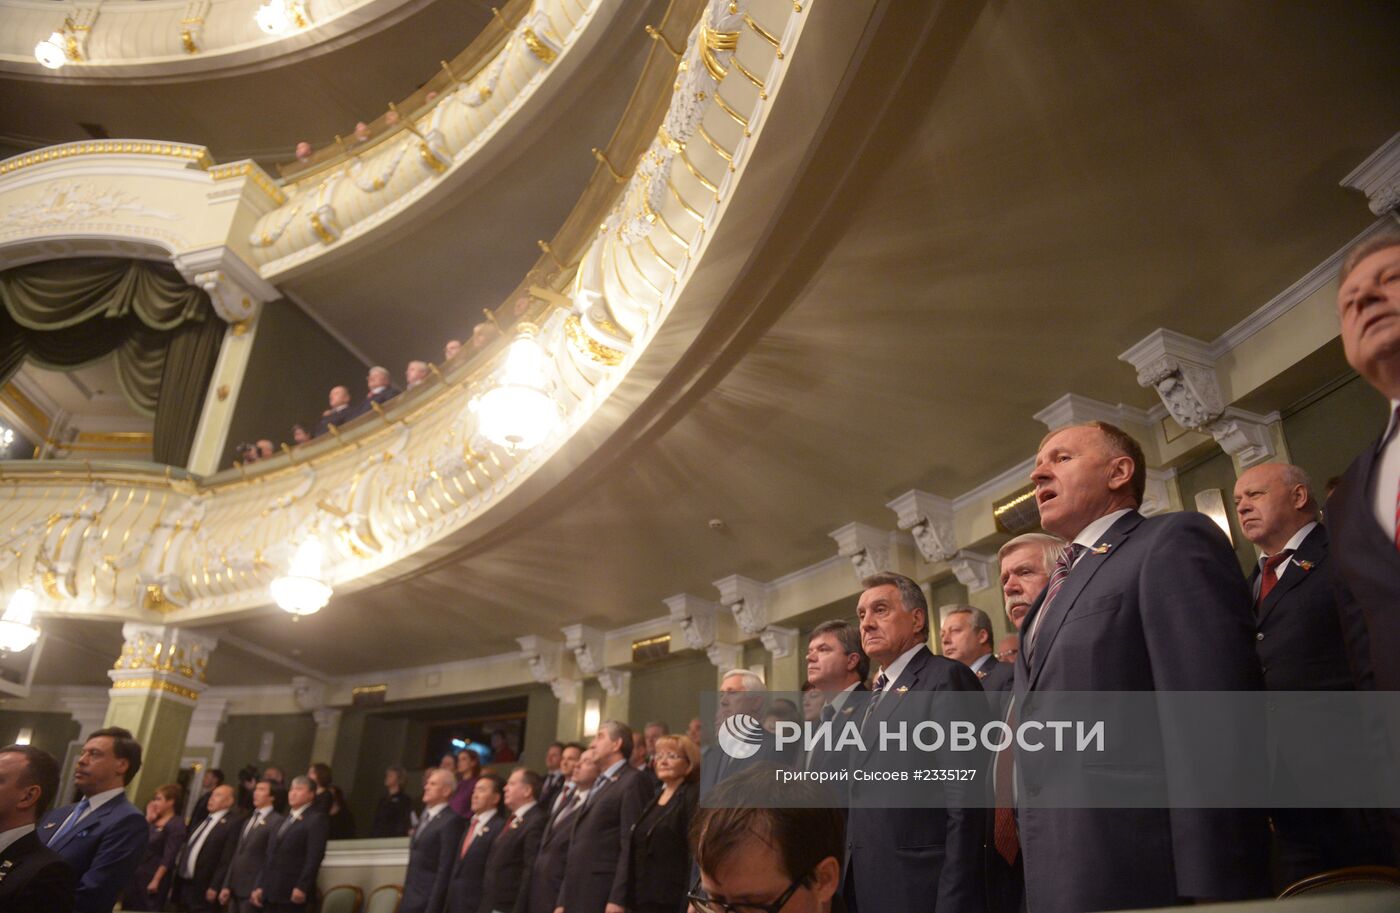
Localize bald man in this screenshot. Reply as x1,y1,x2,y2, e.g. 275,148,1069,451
313,386,352,437
1235,461,1393,883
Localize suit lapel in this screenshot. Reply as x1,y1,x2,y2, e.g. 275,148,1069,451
858,646,928,761
1027,512,1141,691
51,798,113,850
1258,525,1327,624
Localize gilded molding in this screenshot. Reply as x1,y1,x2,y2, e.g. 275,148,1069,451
110,678,202,701
0,142,213,176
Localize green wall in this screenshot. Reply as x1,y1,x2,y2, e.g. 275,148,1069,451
0,710,78,757
215,712,318,778
629,652,716,734
1282,374,1390,494
1175,448,1255,573
221,299,366,468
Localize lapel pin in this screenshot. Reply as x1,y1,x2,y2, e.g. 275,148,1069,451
1091,542,1112,555
1292,558,1314,571
895,685,909,694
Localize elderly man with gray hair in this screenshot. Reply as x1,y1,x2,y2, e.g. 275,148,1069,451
997,532,1067,632
352,365,401,418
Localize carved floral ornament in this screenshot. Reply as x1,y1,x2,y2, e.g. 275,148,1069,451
0,0,804,630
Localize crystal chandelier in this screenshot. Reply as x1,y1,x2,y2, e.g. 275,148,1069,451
475,324,561,452
0,587,41,654
270,538,332,616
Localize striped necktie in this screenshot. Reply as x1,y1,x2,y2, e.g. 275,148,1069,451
1025,543,1084,661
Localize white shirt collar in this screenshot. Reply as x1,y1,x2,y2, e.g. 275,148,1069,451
827,679,862,711
1384,400,1400,445
968,651,996,673
472,807,498,825
1263,520,1318,560
424,802,449,818
601,758,628,781
0,823,35,855
289,803,311,820
876,642,926,689
1072,508,1135,553
84,786,126,813
512,801,537,820
206,808,230,824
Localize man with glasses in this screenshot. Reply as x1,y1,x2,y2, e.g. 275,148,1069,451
689,769,844,913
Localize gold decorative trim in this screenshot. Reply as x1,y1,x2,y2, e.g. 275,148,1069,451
418,143,448,174
0,141,213,176
522,28,557,63
678,148,719,193
111,678,201,700
565,315,625,366
699,25,739,82
645,24,683,60
210,162,288,205
309,212,336,245
592,147,627,183
714,90,750,131
1,383,51,437
731,55,767,96
697,124,733,162
180,28,199,54
744,13,783,57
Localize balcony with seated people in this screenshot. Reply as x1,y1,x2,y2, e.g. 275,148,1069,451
1,2,1399,910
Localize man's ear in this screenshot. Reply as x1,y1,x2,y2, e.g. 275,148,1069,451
811,856,842,903
1106,455,1135,493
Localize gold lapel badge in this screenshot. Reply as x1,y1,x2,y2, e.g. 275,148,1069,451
895,685,910,694
1090,542,1112,555
1292,558,1314,571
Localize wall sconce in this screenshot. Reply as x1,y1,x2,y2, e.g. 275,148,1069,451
15,728,32,746
270,537,332,615
0,587,41,654
1193,489,1234,547
583,698,601,735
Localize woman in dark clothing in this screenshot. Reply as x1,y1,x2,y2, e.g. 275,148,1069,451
370,765,415,837
122,783,186,910
308,762,335,816
620,734,701,913
327,784,358,839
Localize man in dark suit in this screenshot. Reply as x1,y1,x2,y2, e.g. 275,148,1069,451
173,782,242,912
480,768,547,913
525,749,597,913
1013,421,1268,913
1235,461,1394,884
556,721,652,913
219,778,285,913
986,533,1063,913
252,776,327,913
350,366,402,418
843,572,985,913
187,768,224,832
1329,229,1400,859
0,744,75,913
430,772,505,913
803,619,869,773
313,386,353,437
400,767,462,913
941,604,1012,692
538,744,578,815
38,726,147,913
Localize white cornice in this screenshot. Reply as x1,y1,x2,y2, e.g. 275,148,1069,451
1341,132,1400,216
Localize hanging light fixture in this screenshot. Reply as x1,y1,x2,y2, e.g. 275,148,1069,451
270,537,332,616
0,587,41,654
255,0,291,34
475,323,561,452
33,31,68,68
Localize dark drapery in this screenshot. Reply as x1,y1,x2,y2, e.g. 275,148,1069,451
0,258,225,466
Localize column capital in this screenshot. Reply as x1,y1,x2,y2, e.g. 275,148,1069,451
828,522,894,582
312,707,342,729
172,245,279,323
1033,393,1153,433
886,490,957,564
1208,409,1278,468
714,575,768,636
949,550,996,593
706,642,743,672
517,635,564,683
550,677,581,704
664,594,720,650
1120,329,1225,431
291,675,328,712
759,626,798,659
108,624,216,704
597,669,630,696
561,624,605,676
1341,132,1400,216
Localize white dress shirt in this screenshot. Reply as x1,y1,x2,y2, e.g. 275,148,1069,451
968,652,997,675
875,642,926,689
1260,521,1318,584
1071,508,1135,558
510,800,537,823
0,823,35,855
183,807,229,877
1371,401,1400,541
65,786,125,828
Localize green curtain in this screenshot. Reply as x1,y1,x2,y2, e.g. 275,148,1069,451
0,258,225,467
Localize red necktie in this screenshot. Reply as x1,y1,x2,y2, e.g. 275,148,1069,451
1257,550,1293,608
458,816,480,859
993,704,1019,865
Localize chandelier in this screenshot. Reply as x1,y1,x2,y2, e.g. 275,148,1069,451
270,538,333,616
33,31,68,69
0,588,41,654
255,0,307,35
475,323,561,452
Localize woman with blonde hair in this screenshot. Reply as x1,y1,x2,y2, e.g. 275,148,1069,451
619,733,702,912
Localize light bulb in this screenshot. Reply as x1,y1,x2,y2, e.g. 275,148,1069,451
34,33,66,69
271,538,332,615
0,588,40,653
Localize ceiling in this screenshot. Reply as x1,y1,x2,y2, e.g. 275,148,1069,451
13,0,1400,689
0,0,497,168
